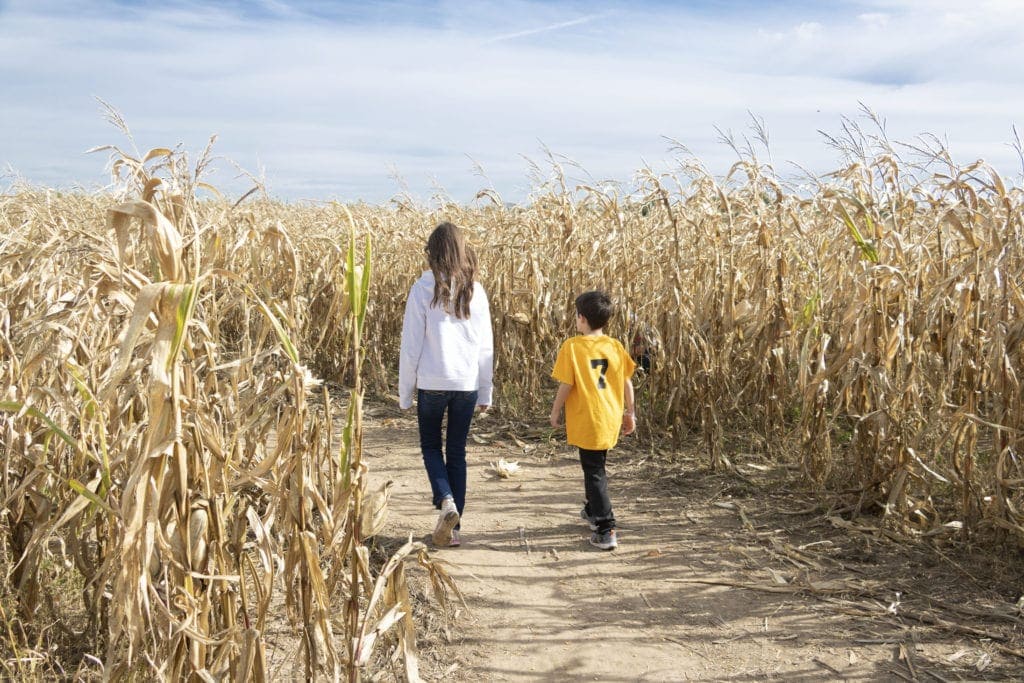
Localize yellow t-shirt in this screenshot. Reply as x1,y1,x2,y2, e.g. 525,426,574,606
551,335,636,450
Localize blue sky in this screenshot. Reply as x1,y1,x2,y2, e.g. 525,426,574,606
2,0,1023,203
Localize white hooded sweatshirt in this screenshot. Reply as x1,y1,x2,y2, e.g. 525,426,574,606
398,271,494,409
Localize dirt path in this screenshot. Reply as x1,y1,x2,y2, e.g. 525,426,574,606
360,401,1024,682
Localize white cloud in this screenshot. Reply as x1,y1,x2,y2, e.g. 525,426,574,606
1,0,1022,202
793,21,823,40
858,12,890,29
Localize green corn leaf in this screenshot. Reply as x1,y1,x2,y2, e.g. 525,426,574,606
358,234,372,326
66,362,112,491
346,232,358,329
168,282,199,372
0,401,80,453
801,291,821,325
67,361,98,418
67,477,116,517
837,200,879,263
250,288,300,364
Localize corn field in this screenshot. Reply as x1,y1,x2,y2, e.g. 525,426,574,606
2,124,1024,676
355,138,1023,544
0,142,457,680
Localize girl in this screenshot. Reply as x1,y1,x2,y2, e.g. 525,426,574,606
399,222,493,547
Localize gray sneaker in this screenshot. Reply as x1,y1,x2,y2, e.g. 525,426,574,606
580,507,598,531
590,529,617,551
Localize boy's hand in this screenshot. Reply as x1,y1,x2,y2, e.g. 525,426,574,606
550,383,570,429
622,412,636,435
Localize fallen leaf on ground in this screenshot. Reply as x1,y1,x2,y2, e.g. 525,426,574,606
491,458,521,478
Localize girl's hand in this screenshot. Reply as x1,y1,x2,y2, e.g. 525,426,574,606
549,411,562,428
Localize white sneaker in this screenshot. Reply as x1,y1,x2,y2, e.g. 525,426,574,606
432,499,460,547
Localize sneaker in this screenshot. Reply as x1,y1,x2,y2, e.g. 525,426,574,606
580,507,598,531
448,529,461,547
590,529,618,551
432,499,460,547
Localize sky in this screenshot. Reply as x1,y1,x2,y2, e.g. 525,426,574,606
2,0,1023,204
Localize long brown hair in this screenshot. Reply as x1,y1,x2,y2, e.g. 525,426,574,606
426,222,476,319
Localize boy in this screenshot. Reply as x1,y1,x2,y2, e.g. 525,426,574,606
549,291,636,550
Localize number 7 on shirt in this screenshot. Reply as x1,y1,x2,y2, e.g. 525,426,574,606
590,358,608,389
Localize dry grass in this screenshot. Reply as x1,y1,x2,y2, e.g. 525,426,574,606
1,117,1023,675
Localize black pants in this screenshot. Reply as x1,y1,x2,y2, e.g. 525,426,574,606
579,448,615,532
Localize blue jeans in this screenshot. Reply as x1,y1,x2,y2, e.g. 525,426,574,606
417,389,477,528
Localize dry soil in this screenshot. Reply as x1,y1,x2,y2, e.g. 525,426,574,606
318,400,1024,681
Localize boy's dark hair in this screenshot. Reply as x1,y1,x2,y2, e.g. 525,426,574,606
575,290,614,330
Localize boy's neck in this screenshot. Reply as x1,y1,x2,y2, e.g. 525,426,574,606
580,326,603,337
